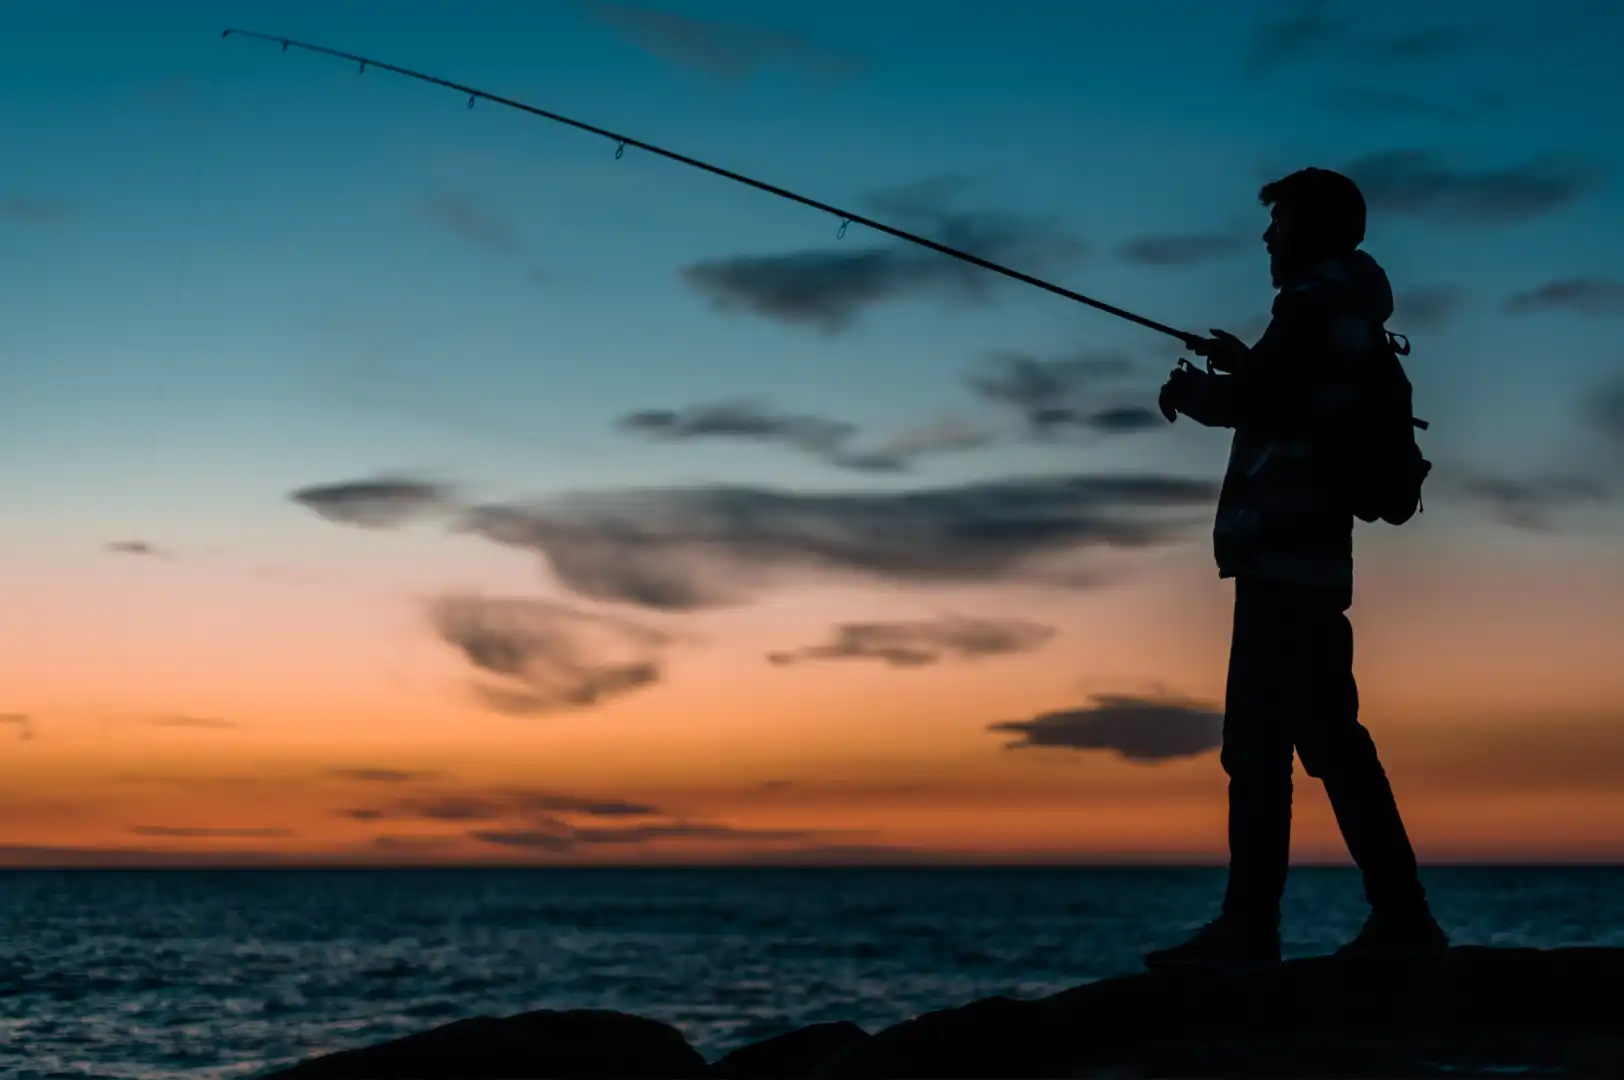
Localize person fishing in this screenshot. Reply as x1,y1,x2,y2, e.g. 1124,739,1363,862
1146,167,1448,971
224,33,1446,973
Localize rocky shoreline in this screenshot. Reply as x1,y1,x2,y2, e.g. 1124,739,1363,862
262,945,1624,1078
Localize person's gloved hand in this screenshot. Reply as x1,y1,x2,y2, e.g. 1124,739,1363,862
1159,362,1199,422
1189,328,1249,373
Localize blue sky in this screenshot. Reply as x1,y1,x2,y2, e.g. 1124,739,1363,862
3,0,1622,559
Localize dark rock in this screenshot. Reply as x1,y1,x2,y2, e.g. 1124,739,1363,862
813,947,1624,1078
261,948,1624,1079
712,1021,871,1078
808,996,1073,1079
261,1007,711,1079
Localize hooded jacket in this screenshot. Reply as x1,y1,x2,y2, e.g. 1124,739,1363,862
1176,248,1396,590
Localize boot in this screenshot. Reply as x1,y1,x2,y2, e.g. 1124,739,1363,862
1333,907,1449,957
1144,915,1281,975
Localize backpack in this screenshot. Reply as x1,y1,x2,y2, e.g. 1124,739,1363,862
1338,330,1432,525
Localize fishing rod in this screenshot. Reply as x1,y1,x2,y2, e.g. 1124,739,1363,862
220,28,1203,348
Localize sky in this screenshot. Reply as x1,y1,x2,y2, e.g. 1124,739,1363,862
3,0,1623,868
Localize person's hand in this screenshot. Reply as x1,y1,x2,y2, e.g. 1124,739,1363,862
1189,328,1249,373
1158,362,1196,422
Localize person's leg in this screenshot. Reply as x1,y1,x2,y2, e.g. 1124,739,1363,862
1144,575,1290,970
1218,575,1305,932
1290,584,1434,923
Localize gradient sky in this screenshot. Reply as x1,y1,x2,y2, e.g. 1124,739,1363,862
4,0,1623,867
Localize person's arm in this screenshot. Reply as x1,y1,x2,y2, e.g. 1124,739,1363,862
1219,281,1362,432
1168,366,1240,428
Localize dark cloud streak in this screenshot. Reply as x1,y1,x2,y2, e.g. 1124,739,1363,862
989,694,1224,762
326,768,442,784
420,192,523,254
455,472,1216,611
1343,150,1605,226
1443,469,1612,531
680,180,1085,333
969,351,1153,438
0,714,35,742
290,477,456,529
578,0,863,80
768,615,1054,668
616,399,990,472
106,540,171,558
150,715,238,730
1503,278,1624,316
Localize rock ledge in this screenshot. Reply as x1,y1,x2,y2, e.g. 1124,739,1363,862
263,946,1624,1078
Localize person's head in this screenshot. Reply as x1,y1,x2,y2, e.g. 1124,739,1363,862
1258,167,1366,286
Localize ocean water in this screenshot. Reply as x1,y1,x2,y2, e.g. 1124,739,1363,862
1,866,1621,1079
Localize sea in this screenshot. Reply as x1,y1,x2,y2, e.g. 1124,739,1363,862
1,865,1621,1079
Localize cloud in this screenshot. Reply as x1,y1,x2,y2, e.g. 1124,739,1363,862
1503,278,1624,316
420,192,523,254
453,472,1216,610
849,416,993,466
679,179,1086,333
1393,285,1468,332
725,843,947,866
618,399,853,456
1115,230,1250,267
1244,6,1352,75
1585,374,1624,447
616,399,991,472
969,350,1150,437
767,614,1055,668
105,540,171,558
1342,150,1605,226
470,827,573,850
355,788,663,827
290,476,457,528
129,826,295,838
387,795,509,821
149,715,238,730
0,714,35,742
1083,406,1162,434
1442,469,1612,531
326,767,442,784
368,835,464,854
1244,5,1478,77
509,792,661,817
1,194,73,224
470,819,853,850
428,595,669,714
578,0,863,80
988,693,1224,762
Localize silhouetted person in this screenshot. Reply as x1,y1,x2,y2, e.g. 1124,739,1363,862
1147,167,1448,972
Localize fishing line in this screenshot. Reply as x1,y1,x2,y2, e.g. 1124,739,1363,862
219,28,1204,350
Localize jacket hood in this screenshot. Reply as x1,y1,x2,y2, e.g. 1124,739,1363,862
1311,248,1394,324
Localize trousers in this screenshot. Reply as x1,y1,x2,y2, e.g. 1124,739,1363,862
1219,575,1430,928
